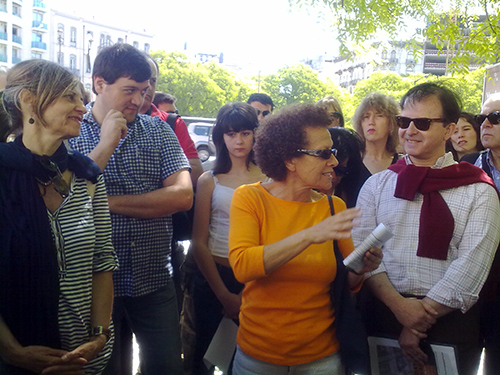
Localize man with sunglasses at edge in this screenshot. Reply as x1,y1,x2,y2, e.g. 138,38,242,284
352,82,500,375
247,92,274,122
461,92,500,375
69,43,191,375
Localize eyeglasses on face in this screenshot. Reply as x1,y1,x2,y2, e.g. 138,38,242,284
297,148,338,160
475,111,500,125
256,109,271,117
395,115,445,131
167,109,179,114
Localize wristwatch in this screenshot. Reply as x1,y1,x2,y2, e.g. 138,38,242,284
91,326,112,342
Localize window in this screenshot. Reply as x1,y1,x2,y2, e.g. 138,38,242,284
0,0,6,12
57,52,64,65
106,35,112,46
32,32,42,42
12,47,21,63
13,4,21,17
70,54,76,70
33,12,42,21
144,43,150,53
32,52,42,59
0,44,6,62
0,21,6,40
118,37,123,44
133,41,139,49
70,27,76,47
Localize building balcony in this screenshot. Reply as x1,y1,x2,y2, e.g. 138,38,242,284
424,49,440,56
31,40,46,50
0,7,6,13
0,54,7,62
0,32,7,40
12,56,21,63
32,20,48,30
12,35,22,44
32,0,46,11
424,62,446,69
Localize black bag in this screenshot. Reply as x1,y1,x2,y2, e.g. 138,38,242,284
328,195,370,375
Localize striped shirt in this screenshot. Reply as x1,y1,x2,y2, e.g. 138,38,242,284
353,152,500,313
51,173,118,374
69,106,190,297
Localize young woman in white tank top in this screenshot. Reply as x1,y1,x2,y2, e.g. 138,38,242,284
190,102,268,374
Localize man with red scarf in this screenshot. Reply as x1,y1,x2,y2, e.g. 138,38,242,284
353,83,500,375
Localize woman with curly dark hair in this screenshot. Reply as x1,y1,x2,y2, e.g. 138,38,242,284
228,104,382,374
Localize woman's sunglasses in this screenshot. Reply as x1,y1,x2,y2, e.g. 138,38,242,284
475,111,500,125
297,148,338,160
395,115,445,131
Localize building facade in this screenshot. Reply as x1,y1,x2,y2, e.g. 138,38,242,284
0,1,153,94
0,0,50,66
51,11,153,93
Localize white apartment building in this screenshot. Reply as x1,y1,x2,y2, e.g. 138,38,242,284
0,0,153,93
0,0,50,66
51,10,153,92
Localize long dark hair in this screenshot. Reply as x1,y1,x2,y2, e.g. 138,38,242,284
212,102,259,175
328,127,365,208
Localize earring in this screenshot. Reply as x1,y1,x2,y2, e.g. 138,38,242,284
29,118,35,124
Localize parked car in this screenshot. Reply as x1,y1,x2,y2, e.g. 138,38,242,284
187,122,216,162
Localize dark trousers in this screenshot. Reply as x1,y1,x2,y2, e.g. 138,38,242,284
360,289,482,375
192,264,244,375
480,298,500,375
102,282,183,375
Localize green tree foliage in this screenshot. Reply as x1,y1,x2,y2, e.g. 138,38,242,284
347,70,484,126
259,64,351,110
151,50,252,117
290,0,500,73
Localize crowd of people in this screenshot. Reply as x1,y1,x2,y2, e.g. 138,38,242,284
0,42,499,375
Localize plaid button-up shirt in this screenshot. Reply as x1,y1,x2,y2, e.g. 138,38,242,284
69,106,190,297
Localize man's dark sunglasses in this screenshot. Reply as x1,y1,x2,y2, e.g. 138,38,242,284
167,109,179,114
395,115,445,131
256,109,271,117
475,111,500,125
333,165,350,177
297,148,338,160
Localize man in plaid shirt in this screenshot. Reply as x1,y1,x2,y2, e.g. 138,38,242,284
353,83,500,375
70,43,192,375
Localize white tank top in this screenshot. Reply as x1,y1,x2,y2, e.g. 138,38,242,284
207,173,235,258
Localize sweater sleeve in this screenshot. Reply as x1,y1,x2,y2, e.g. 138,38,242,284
228,185,266,283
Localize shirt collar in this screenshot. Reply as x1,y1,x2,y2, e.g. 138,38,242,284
403,152,456,169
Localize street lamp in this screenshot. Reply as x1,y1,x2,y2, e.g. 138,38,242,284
86,31,93,74
57,28,63,64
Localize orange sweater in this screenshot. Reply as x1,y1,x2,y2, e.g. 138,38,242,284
228,182,354,366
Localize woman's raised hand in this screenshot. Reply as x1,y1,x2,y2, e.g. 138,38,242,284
306,207,361,244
